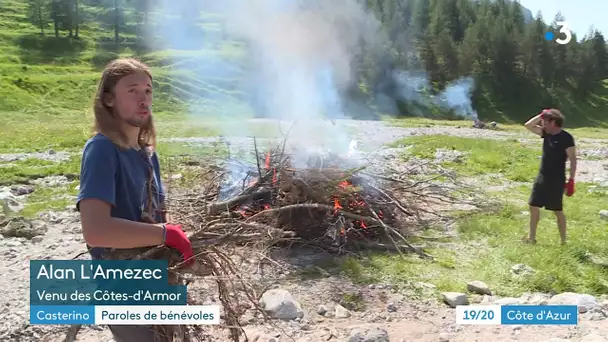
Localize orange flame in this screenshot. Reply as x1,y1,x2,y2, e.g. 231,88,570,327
334,199,342,210
265,152,270,169
338,180,351,189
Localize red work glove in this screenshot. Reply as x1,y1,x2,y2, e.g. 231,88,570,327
564,179,575,197
163,224,194,267
540,109,550,120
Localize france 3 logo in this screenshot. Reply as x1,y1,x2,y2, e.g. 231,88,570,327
544,21,572,45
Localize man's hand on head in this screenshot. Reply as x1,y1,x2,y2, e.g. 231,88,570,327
524,110,547,136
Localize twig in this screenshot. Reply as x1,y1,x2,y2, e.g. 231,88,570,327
253,136,263,180
367,184,413,216
360,196,406,257
191,229,295,249
206,191,272,215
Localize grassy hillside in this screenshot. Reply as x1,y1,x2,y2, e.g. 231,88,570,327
0,0,257,153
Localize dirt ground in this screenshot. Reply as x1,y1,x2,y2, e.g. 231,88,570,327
2,120,608,342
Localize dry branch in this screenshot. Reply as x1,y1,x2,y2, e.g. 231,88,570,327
206,191,272,215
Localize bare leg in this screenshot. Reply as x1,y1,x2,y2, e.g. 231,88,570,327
528,205,540,243
554,210,567,244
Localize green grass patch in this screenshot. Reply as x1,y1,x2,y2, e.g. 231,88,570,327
19,184,79,218
0,155,80,185
390,135,540,182
328,182,608,297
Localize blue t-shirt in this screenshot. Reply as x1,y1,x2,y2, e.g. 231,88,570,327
76,133,166,259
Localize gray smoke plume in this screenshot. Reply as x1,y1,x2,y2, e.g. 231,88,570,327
149,0,386,164
392,71,478,119
147,0,479,165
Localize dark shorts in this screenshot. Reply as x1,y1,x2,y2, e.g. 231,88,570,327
528,174,565,211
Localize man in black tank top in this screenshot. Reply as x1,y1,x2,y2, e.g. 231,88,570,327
523,109,576,245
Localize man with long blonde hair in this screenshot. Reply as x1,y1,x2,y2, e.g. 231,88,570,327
76,58,194,341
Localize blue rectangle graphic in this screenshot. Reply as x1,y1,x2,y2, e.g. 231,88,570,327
30,260,187,305
30,305,95,325
501,305,578,325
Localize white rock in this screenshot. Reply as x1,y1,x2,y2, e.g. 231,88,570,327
599,210,608,220
494,297,521,306
347,327,390,342
549,293,599,313
0,189,23,214
511,264,535,276
519,292,550,305
334,304,351,318
442,292,469,307
467,281,492,295
259,289,304,321
10,185,34,196
480,295,496,305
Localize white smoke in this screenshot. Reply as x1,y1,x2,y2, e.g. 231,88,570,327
393,71,478,119
199,0,384,162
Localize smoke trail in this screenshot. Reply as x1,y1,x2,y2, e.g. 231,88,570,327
436,77,478,119
145,0,389,196
215,0,384,158
392,71,478,119
149,0,386,158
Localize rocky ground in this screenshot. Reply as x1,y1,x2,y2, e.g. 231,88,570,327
1,119,608,342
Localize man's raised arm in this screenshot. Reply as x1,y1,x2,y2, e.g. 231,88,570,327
524,111,545,136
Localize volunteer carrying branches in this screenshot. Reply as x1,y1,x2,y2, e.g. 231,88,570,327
523,108,576,245
76,57,194,341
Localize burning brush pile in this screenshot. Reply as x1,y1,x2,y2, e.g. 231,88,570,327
68,138,478,342
204,148,431,257
190,136,458,259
